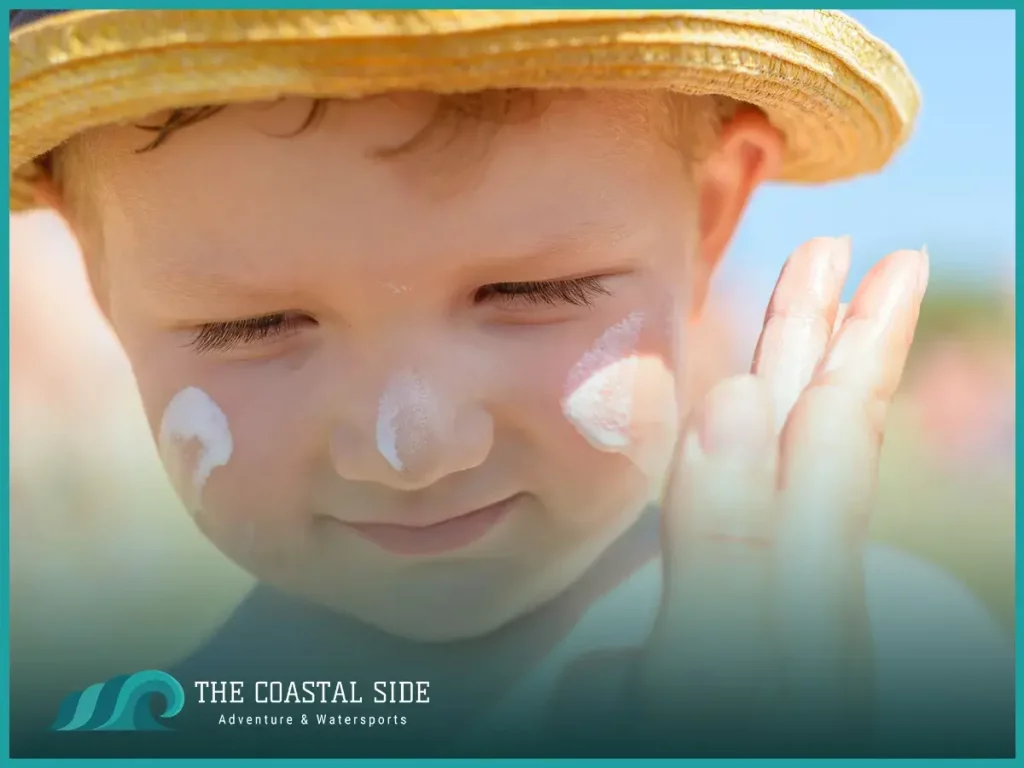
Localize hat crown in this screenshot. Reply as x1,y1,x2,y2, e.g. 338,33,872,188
9,9,920,211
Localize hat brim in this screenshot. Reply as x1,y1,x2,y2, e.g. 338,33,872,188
10,9,919,211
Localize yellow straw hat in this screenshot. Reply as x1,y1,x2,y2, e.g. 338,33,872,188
9,9,920,212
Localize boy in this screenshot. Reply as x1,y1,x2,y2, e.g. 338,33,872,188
9,9,1013,758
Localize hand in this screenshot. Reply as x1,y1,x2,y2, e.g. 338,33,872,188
641,237,929,749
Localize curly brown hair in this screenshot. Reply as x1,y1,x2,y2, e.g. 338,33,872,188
45,88,743,245
134,89,546,158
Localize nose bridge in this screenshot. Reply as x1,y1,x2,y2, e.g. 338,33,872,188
330,335,494,489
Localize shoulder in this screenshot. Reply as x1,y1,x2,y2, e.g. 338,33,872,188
862,544,1013,756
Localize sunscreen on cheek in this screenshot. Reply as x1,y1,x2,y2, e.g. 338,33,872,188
563,357,641,451
561,312,680,483
158,386,233,515
561,312,644,453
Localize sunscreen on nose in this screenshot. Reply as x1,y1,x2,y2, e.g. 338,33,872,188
376,370,445,472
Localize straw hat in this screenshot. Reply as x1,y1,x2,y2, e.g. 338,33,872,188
9,9,919,212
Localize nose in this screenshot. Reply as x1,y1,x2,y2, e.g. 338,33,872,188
330,370,495,490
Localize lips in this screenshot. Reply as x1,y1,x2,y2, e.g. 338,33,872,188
342,494,519,556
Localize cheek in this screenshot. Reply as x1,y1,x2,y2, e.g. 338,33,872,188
153,380,307,567
560,313,680,480
574,355,679,458
157,386,233,516
556,354,679,528
515,310,682,537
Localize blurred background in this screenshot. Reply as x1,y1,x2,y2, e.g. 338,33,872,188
9,10,1015,691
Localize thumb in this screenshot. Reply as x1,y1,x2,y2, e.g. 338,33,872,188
661,374,778,569
646,375,779,708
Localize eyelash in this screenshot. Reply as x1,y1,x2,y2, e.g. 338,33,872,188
190,313,310,354
473,276,611,307
189,276,611,352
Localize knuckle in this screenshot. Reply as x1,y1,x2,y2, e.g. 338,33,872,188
797,382,860,420
789,382,885,448
762,312,832,353
830,310,875,346
764,303,835,336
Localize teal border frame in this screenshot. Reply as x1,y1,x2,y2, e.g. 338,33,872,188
3,3,1019,765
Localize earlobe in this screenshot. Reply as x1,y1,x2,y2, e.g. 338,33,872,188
690,109,784,315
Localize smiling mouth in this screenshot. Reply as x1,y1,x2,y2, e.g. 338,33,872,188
342,494,521,556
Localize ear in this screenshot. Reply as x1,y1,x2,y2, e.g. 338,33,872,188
690,109,784,316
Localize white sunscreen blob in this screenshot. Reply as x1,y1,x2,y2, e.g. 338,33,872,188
158,386,234,515
561,312,645,453
376,371,444,472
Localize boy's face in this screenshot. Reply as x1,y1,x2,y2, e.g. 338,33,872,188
64,91,733,641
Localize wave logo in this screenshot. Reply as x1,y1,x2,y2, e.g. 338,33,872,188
50,670,186,732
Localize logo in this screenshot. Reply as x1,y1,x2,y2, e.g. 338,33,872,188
50,670,186,732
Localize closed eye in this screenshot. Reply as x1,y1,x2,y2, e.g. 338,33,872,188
187,276,611,352
474,276,611,307
189,312,315,353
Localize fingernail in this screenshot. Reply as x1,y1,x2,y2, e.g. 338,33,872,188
875,251,921,325
808,237,851,301
918,245,931,296
699,376,771,463
832,235,853,276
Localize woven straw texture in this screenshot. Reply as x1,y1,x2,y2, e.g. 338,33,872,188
10,9,919,211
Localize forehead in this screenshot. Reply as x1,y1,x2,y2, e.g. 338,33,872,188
76,90,671,185
73,91,690,284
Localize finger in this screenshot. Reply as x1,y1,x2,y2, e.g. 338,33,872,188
663,375,777,562
807,247,929,464
778,247,929,578
651,375,779,702
751,237,851,435
772,248,929,718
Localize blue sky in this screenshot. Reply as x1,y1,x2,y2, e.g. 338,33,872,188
720,10,1016,301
